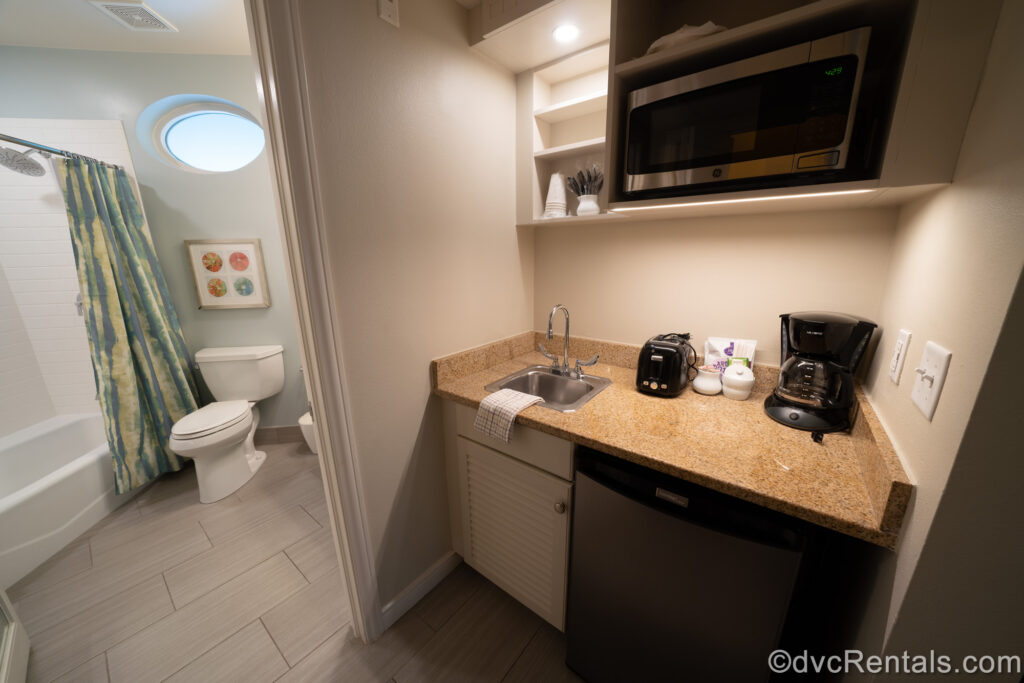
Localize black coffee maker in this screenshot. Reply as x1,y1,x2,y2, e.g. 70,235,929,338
764,312,876,434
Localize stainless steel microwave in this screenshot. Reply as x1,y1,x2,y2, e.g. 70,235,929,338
624,27,872,195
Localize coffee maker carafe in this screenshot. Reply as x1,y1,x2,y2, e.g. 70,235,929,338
764,312,876,433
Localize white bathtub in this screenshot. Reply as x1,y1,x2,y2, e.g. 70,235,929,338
0,414,136,589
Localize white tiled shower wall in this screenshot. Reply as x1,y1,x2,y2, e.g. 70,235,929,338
0,265,54,435
0,119,139,429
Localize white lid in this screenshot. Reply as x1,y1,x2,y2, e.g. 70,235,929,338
723,364,750,378
722,364,755,389
172,401,250,437
195,345,283,362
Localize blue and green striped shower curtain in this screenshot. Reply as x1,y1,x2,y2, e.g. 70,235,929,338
56,158,198,493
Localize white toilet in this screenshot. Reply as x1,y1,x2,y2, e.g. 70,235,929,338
169,345,285,503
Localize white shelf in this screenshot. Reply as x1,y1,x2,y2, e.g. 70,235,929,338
606,181,954,219
535,43,610,84
533,92,607,123
533,137,606,161
519,42,612,226
519,213,624,227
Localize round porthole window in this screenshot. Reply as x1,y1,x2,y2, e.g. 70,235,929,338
138,96,266,173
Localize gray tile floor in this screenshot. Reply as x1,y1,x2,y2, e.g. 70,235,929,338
10,441,581,683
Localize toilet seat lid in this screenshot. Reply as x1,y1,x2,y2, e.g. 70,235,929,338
172,401,250,439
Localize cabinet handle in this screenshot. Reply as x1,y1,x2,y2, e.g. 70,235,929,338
553,501,566,514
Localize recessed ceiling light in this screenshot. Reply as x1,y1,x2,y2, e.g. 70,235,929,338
552,24,580,44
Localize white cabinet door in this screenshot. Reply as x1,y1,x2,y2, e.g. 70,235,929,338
457,436,572,630
480,0,551,37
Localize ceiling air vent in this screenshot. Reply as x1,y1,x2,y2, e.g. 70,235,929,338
89,1,178,32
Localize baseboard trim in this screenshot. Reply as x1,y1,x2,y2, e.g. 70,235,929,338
254,425,304,445
380,551,462,630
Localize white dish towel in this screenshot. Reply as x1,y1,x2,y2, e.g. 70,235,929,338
474,389,543,443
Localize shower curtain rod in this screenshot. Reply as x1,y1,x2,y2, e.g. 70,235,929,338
0,132,122,169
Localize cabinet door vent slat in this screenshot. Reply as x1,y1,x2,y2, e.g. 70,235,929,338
467,464,553,511
468,501,554,614
465,469,555,530
472,547,551,607
469,510,556,550
469,517,557,563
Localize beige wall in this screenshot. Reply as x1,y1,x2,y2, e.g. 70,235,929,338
879,272,1022,679
287,0,530,604
850,0,1024,663
533,208,899,363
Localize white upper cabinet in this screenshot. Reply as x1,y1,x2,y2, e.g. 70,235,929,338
478,0,551,37
469,0,612,74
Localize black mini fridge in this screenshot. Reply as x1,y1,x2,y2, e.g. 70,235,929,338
565,447,806,683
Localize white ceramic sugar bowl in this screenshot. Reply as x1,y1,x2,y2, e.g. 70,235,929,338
722,364,755,400
692,366,722,395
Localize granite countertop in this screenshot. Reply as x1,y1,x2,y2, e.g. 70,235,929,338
431,332,911,550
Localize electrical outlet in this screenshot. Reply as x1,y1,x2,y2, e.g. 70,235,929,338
378,0,399,27
888,329,911,384
911,341,952,420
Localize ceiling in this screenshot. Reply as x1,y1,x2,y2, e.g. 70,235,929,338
0,0,252,55
0,0,602,69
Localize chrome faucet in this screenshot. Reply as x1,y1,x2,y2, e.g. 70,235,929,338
546,304,571,375
538,304,600,379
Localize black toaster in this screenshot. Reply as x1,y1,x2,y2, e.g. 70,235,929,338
636,333,697,397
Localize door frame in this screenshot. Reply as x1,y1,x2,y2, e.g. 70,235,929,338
0,589,29,683
244,0,383,642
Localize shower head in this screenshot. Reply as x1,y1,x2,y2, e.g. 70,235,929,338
0,146,48,177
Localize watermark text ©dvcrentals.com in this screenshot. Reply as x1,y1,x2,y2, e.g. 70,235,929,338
768,649,1022,675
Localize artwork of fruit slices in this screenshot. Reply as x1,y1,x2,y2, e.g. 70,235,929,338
207,278,227,297
186,239,269,309
233,277,254,296
202,252,223,272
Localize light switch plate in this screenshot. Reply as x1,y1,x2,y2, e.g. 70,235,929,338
911,341,952,420
888,329,912,384
378,0,399,27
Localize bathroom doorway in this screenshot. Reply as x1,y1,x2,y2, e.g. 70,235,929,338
0,3,368,675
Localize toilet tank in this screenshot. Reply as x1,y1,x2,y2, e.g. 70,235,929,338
195,345,285,401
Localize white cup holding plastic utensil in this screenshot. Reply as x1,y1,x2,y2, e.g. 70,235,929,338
576,194,600,215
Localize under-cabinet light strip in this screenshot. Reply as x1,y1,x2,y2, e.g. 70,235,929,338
609,189,875,212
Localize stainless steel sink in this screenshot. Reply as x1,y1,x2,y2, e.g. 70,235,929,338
484,365,612,413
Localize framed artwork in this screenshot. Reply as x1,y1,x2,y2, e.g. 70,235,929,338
184,239,271,310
